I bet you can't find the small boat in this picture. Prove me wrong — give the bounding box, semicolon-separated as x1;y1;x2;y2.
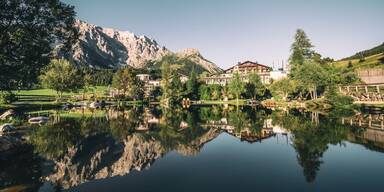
28;116;49;124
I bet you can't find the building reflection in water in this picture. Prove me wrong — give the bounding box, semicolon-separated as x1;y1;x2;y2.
7;106;383;191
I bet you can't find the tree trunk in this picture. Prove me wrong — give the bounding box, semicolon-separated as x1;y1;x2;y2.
284;92;288;101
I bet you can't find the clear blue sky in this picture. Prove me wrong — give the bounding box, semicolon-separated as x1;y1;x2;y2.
63;0;384;69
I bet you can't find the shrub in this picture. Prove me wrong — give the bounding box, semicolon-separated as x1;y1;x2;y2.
0;91;17;104
327;94;354;106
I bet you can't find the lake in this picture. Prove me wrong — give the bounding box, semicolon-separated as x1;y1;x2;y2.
1;105;384;192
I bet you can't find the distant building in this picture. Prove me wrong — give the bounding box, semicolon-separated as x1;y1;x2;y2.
203;61;272;85
270;70;288;81
203;73;233;86
225;61;271;74
136;74;150;82
136;74;160;97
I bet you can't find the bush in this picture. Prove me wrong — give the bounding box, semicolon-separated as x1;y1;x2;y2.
0;91;17;104
327;94;354;106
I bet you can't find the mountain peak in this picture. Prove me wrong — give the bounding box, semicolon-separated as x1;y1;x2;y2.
69;20;169;68
177;48;201;57
175;48;223;73
64;20;221;73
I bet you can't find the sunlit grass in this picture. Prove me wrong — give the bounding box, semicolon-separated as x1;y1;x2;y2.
333;53;384;69
13;86;108;97
2;86;109;111
58;110;107;118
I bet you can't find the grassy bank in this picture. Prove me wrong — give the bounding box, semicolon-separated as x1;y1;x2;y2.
1;87;108;112
13;86;108;99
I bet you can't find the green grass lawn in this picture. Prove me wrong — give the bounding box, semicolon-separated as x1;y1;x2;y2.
0;86;109;112
13;86;108;97
58;110;107;118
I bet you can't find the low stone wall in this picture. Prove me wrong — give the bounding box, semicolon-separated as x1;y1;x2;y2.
358;69;384;84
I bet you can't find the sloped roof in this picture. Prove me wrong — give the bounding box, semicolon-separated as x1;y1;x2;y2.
225;61;270;72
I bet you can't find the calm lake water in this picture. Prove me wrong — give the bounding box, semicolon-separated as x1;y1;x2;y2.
1;105;384;192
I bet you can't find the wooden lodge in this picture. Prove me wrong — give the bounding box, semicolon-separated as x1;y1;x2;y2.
203;61;272;85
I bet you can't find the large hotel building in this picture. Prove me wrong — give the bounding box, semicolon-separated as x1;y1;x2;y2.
203;61;274;85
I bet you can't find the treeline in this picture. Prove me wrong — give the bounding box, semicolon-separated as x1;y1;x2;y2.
157;55;268;105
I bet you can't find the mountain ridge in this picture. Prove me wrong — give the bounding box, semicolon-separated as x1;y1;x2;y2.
341;42;384;61
65;20;222;74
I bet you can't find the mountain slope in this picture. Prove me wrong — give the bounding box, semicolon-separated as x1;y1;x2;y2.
175;48;223;74
65;20;222;73
334;42;384;69
342;42;384;61
334;53;384;69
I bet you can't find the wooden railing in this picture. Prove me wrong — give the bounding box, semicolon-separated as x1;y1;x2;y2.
339;83;384;102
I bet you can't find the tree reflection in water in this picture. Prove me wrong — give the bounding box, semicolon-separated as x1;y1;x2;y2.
23;105;379;189
272;109;358;182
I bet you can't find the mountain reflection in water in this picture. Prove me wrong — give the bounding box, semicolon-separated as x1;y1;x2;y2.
2;106;384;191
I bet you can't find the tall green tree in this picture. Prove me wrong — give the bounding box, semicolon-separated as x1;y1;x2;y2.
82;71;95;100
159;55;187;105
228;73;245;104
39;59;83;99
186;67;199;100
209;84;222;100
245;72;265;100
112;67;143;100
269;77;297;101
199;85;211;100
293;60;328;100
0;0;78;90
289;29;314;75
170;72;185;102
160;59;172;102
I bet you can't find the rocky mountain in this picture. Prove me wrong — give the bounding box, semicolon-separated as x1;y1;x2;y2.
66;20;222;73
175;48;223;74
68;20;169;68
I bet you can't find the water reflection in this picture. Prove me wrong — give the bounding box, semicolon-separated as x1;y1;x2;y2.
272;110;355;182
342;113;384;151
2;106;384;191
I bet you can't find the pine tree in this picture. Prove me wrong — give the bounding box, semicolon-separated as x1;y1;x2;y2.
186;67;199;100
289;29;314;75
228;73;245;105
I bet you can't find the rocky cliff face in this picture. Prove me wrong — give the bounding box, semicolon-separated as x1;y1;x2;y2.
69;20;169;68
66;20;222;73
